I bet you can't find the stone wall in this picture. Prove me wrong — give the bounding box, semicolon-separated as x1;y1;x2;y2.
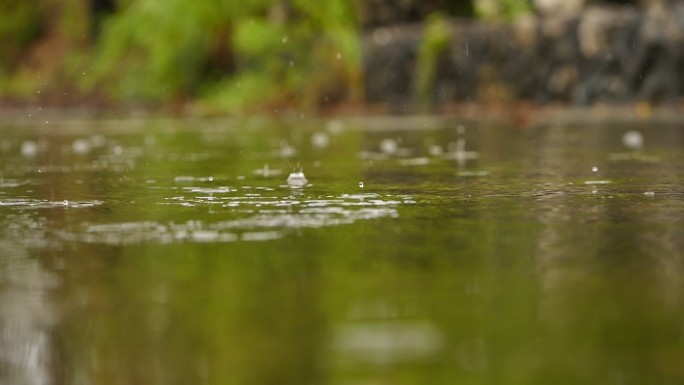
362;1;684;106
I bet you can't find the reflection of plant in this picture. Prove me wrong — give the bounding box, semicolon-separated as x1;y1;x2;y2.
88;0;361;111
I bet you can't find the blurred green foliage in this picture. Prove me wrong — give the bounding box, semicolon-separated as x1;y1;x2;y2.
0;0;533;111
88;0;360;111
0;1;43;75
475;0;532;20
416;14;452;104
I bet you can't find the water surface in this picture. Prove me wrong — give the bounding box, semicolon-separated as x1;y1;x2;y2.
1;116;683;385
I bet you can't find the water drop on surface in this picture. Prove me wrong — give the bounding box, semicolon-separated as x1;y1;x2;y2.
311;132;330;149
72;138;91;155
380;138;398;155
622;130;644;149
21;141;38;157
287;171;307;187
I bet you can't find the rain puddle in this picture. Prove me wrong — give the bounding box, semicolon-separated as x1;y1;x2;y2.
1;116;684;385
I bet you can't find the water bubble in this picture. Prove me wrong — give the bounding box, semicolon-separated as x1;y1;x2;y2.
90;135;107;147
380;138;398;155
456;125;466;135
622;130;644;150
326;119;346;134
311;131;330;149
279;142;296;158
72;138;91;155
591;166;598;173
428;145;443;156
359;182;364;189
21;141;39;157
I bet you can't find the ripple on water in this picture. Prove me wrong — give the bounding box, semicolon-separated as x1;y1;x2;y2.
60;191;410;245
0;199;103;209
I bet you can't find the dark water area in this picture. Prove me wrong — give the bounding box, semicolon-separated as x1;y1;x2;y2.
1;116;683;385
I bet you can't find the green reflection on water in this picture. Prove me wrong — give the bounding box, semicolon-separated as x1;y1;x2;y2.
1;117;683;385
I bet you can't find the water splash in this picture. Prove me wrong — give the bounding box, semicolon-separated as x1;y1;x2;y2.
286;171;308;188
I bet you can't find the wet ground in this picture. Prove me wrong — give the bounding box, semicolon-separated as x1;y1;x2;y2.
1;115;683;384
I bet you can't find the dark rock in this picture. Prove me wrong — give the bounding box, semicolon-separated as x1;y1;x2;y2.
362;1;684;105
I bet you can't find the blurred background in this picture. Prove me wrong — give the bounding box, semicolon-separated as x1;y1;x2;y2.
1;0;681;114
